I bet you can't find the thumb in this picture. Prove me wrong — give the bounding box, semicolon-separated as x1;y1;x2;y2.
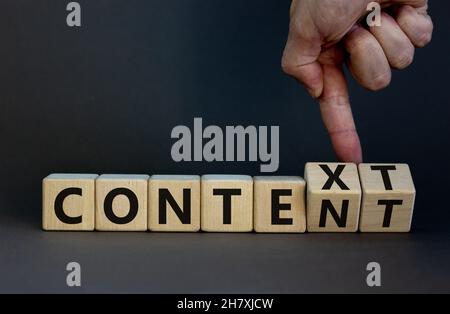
282;26;323;98
318;48;363;163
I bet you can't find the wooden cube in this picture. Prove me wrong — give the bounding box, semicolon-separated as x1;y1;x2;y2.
358;164;416;232
254;176;306;233
95;174;149;231
201;175;253;232
42;174;97;231
305;163;361;232
148;175;200;232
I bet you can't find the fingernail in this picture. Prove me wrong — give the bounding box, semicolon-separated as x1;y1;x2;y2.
306;87;320;99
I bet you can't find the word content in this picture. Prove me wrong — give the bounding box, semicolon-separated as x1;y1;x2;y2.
42;163;416;233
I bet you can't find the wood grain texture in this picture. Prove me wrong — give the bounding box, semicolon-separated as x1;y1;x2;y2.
305;163;361;232
358;164;416;232
42;174;97;231
95;174;149;231
148;175;200;232
254;176;306;233
201;175;253;232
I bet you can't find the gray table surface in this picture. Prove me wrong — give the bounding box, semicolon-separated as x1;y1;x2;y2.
1;201;449;294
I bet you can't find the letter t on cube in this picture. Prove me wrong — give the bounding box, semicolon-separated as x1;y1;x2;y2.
201;175;253;232
358;164;416;232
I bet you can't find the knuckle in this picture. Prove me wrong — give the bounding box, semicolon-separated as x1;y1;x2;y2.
281;59;296;75
391;48;415;69
367;72;391;91
288;18;303;38
346;32;371;53
415;30;433;47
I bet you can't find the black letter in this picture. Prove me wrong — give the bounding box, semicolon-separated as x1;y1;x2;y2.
378;199;403;227
104;188;138;224
54;187;83;224
320;164;350;190
319;200;349;228
370;165;397;190
271;189;293;225
159;188;191;224
213;189;241;224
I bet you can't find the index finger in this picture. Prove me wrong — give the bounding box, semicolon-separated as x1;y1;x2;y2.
318;58;363;164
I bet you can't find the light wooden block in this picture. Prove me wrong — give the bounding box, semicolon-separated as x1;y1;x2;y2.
201;175;253;232
95;174;149;231
148;175;200;232
305;163;361;232
359;164;416;232
42;174;97;231
254;176;306;233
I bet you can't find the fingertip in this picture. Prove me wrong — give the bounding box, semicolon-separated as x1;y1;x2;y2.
330;130;363;164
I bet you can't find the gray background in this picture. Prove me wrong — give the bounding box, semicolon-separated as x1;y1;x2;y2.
0;0;449;293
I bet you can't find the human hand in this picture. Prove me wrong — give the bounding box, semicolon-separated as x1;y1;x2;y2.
282;0;433;163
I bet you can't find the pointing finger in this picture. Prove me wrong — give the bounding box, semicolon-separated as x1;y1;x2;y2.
318;47;363;163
